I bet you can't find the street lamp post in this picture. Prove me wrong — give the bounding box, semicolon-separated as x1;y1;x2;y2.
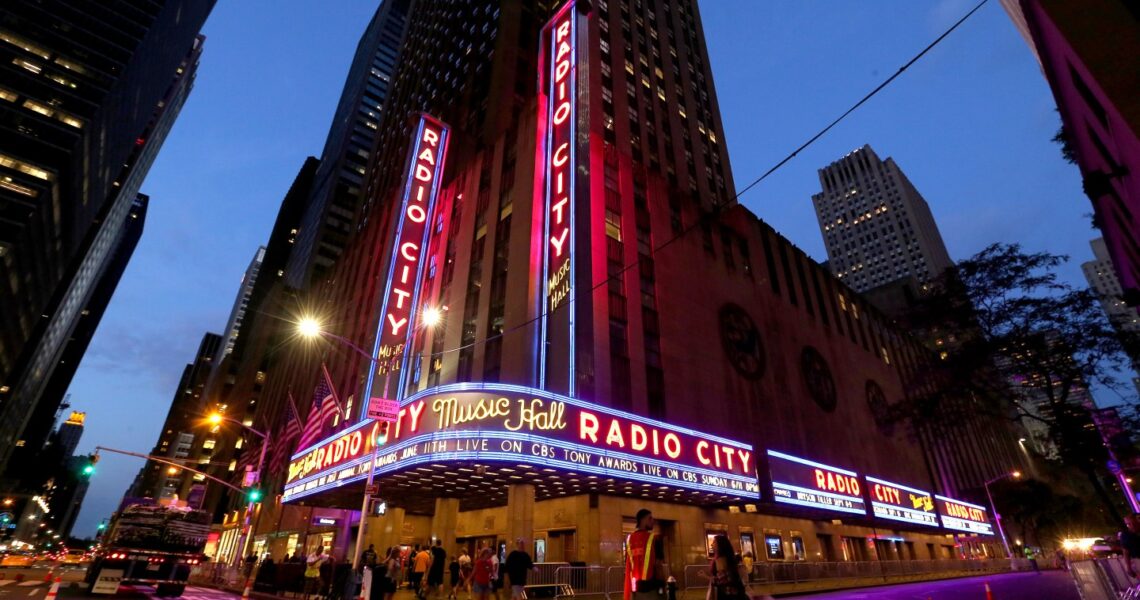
983;470;1021;559
209;414;269;566
296;311;442;571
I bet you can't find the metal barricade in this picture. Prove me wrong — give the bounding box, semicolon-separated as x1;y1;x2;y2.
553;566;611;600
532;563;573;586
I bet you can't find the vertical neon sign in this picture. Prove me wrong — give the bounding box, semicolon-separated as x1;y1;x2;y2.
538;0;578;395
362;114;450;413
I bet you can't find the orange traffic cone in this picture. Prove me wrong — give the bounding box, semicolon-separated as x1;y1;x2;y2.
241;577;253;600
43;577;61;600
984;581;995;600
43;568;54;583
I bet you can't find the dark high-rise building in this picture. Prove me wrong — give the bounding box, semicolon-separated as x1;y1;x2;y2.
3;194;149;485
55;410;84;459
285;0;410;289
1001;0;1140;309
218;247;265;360
131;332;222;501
812;145;953;293
0;0;215;471
238;0;1017;568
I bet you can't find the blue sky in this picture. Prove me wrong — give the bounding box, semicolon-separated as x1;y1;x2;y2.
65;0;1093;537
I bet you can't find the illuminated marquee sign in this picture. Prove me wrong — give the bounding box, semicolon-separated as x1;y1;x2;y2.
935;495;994;535
361;114;449;412
865;475;938;527
768;450;866;516
537;0;579;394
285;383;759;502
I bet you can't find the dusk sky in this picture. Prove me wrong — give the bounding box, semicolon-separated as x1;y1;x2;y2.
66;0;1096;537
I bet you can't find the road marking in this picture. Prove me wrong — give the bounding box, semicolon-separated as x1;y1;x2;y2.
0;582;14;587
15;583;39;587
25;590;35;596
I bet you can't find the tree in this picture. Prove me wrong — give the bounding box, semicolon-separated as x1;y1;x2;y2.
903;244;1139;523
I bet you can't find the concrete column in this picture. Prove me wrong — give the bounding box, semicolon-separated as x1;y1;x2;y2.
371;506;407;553
431;498;460;548
506;484;536;547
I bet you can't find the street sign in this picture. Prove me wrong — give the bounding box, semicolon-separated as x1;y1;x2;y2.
367;397;400;422
365;484;378;496
243;469;259;487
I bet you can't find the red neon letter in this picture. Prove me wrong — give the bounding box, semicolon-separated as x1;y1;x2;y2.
423;128;439;146
605;420;625;448
696;440;711;466
386;314;407;336
630;424;648;451
579;411;599;442
663;433;681;459
400;242;419;261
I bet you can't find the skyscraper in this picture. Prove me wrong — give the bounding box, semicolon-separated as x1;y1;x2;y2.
0;0;215;471
218;247;265;360
812;145;953;293
3;194;149;485
235;0;1017;567
1001;0;1140;311
1083;237;1140;335
285;0;411;289
55;411;85;459
132;333;222;501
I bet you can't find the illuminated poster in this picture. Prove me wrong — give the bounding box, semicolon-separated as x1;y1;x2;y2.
361;114;450;413
285;383;760;502
767;450;867;516
864;475;938;527
537;0;579;395
935;495;994;535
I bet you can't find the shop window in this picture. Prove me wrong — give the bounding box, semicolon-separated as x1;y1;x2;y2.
790;535;806;561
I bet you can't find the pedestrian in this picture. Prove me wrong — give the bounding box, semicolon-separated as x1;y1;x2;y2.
1054;548;1068;571
244;551;258;578
319;553;337;599
468;547;495;600
363;544;379;568
741;552;753;583
504;538;537;600
306;545;329;600
449;554;461;599
458;549;473;599
706;536;747;600
489;544;503;600
1121;514;1140;578
623;509;667;600
383;552;401;600
428;540;447;599
413;543;433;597
412;545;426;593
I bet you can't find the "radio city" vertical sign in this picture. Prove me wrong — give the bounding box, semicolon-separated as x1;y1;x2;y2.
363;114;449;410
537;0;578;395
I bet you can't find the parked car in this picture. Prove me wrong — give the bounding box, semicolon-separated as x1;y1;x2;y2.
61;549;90;566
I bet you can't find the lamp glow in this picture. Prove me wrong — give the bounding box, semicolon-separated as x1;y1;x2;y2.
421;306;443;328
297;317;322;339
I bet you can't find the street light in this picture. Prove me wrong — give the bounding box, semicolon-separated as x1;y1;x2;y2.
293;312;443;571
204;413;269;566
984;470;1021;558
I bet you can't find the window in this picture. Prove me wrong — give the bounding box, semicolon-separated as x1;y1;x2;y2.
605;209;622;241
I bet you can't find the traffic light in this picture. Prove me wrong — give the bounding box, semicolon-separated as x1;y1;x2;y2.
245;488;262;503
80;453;98;478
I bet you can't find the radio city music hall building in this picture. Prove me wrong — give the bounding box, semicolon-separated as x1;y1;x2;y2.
246;0;1024;569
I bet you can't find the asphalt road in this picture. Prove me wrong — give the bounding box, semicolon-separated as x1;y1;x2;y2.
788;571;1079;599
0;581;238;600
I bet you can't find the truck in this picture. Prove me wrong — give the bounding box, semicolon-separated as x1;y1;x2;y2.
85;501;210;597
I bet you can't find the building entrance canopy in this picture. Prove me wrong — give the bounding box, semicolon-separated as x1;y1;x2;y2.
283;383;761;509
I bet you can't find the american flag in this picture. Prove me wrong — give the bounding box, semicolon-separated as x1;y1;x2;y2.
297;372;339;449
268;392;302;474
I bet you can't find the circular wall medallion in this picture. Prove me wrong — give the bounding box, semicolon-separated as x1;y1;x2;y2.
800;346;837;412
865;380;894;435
717;304;765;380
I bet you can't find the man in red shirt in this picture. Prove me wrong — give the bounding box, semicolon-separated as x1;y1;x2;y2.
624;509;667;600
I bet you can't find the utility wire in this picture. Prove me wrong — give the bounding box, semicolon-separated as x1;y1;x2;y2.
419;0;989;359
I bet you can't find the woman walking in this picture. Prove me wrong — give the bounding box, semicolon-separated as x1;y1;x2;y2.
468;548;495;600
706;536;747;600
